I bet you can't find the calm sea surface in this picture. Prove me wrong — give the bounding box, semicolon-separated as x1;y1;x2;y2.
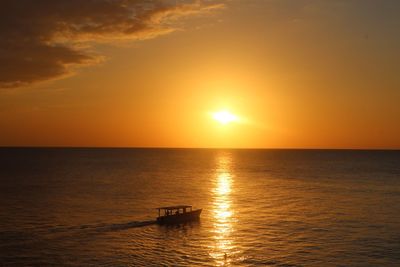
1;148;400;266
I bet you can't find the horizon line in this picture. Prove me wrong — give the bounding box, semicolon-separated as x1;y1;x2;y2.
0;146;399;151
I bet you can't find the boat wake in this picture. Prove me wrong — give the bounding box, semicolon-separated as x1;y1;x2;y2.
95;220;157;232
47;220;157;234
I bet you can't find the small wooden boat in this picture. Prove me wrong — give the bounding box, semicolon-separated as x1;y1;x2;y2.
156;205;202;225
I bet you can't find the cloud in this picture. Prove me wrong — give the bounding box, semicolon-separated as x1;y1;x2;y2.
0;0;224;88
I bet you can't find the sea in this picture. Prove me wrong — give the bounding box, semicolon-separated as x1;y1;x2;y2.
0;148;399;266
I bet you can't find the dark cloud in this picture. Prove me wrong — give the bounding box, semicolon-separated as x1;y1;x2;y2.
0;0;224;88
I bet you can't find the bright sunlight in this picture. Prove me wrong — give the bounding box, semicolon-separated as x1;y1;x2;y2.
212;111;238;125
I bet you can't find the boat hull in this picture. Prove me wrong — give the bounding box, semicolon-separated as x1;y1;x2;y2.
157;209;202;225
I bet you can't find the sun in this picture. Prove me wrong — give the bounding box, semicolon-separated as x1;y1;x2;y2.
212;110;238;125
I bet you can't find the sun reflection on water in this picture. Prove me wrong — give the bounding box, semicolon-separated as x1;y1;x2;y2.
210;152;237;266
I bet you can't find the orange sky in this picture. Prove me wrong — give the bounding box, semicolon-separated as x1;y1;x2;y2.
0;0;399;149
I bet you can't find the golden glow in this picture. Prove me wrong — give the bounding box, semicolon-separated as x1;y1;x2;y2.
1;1;400;149
212;110;238;125
210;152;238;265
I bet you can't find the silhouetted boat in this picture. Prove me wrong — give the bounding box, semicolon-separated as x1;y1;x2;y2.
156;205;202;225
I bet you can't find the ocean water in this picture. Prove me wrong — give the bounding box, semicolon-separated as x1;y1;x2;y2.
0;148;400;266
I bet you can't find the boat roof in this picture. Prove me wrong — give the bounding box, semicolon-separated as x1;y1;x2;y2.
156;205;192;210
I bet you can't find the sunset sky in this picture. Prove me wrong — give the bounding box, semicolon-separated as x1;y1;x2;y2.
1;0;399;149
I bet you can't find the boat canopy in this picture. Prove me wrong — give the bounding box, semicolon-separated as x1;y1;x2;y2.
156;205;192;210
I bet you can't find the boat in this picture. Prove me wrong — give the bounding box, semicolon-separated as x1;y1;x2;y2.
156;205;202;225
